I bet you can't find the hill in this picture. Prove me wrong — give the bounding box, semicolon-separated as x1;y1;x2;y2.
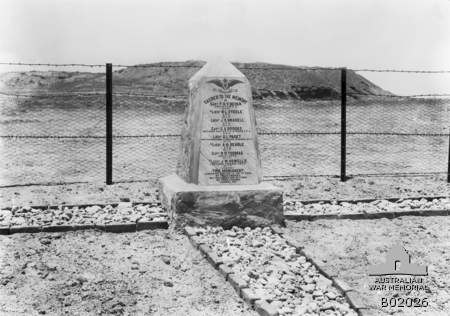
0;61;391;99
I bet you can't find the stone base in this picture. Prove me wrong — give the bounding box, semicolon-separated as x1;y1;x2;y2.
159;174;284;228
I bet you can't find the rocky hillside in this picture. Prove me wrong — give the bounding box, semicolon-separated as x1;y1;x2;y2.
0;61;391;99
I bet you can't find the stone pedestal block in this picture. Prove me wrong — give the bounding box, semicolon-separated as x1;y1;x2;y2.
160;174;283;228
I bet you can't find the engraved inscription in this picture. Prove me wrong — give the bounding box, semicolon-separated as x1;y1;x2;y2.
198;79;259;185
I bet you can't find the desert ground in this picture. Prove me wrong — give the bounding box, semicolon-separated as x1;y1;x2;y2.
282;216;450;315
1;175;449;315
0;229;257;316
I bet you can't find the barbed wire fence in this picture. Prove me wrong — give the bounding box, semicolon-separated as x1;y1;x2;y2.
0;62;449;187
346;69;449;182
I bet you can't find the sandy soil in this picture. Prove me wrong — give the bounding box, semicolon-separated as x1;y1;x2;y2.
281;217;450;315
1;176;448;209
0;229;256;316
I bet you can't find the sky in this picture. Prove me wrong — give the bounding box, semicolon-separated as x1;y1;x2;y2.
0;0;449;95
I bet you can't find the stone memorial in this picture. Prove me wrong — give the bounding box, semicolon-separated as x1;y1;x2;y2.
159;59;283;227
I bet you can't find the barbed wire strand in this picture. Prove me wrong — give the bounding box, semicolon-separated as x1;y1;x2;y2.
2;61;450;73
0;91;105;97
1;172;446;188
349;172;447;177
2;90;450;99
0;62;337;71
265;172;448;180
113;92;187;97
1;131;448;139
348;92;450;98
0;136;107;139
353;69;450;73
99;64;341;71
115;172;447;183
0;91;189;98
0;62;104;68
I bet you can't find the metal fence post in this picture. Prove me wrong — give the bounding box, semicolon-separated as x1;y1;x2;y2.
340;67;347;182
106;63;113;185
447;130;450;183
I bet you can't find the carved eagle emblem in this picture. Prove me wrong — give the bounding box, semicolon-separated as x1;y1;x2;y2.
207;78;243;90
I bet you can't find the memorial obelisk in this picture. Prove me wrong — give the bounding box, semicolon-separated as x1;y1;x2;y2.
160;59;283;227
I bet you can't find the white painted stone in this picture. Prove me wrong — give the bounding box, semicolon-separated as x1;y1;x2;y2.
178;58;262;185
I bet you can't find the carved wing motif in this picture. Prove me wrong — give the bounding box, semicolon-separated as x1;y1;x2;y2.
227;79;243;88
207;79;243;90
206;79;225;89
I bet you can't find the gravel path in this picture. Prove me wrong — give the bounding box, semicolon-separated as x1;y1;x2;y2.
194;226;357;315
284;197;450;216
0;202;167;229
0;229;256;315
281;217;450;315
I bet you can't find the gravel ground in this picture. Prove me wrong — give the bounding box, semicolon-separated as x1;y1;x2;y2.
284;197;450;216
0;229;256;316
0;202;167;228
281;217;450;315
194;226;357;316
0;177;447;229
1;176;448;209
1;195;448;231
